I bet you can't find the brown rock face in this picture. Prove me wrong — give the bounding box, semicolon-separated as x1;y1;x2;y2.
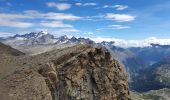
0;45;130;100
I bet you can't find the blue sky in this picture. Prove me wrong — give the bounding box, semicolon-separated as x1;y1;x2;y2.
0;0;170;39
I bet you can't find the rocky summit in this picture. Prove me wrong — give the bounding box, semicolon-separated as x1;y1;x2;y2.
0;43;130;100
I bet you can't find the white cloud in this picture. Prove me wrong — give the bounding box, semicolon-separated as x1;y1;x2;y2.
114;5;128;10
40;21;73;28
103;5;128;10
96;25;130;31
0;32;14;37
75;3;82;6
52;28;80;35
0;13;31;19
92;37;116;43
24;10;82;21
0;11;81;21
75;3;97;6
0;19;32;28
47;2;71;11
0;10;81;28
83;3;97;6
59;28;80;32
108;25;130;29
103;5;109;8
43;28;80;37
105;13;136;22
83;32;93;35
92;37;170;48
84;15;104;21
44;13;81;21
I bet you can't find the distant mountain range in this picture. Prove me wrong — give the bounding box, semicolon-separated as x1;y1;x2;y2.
1;31;170;92
1;31;170;48
1;31;94;47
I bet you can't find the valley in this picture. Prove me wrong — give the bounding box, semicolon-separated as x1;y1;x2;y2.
0;31;170;100
1;0;170;99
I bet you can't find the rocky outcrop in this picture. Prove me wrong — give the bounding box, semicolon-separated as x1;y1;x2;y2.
0;45;130;100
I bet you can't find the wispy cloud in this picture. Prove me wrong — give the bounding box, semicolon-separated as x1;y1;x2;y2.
108;25;130;29
96;25;130;31
75;3;97;6
46;2;71;11
92;37;117;43
0;19;33;28
0;10;82;21
84;15;104;21
103;5;128;10
0;13;33;28
0;13;31;19
114;5;128;10
40;21;73;28
0;10;135;29
83;32;93;35
47;28;80;37
75;3;82;6
83;3;97;6
24;10;82;21
0;10;82;28
0;32;15;37
53;28;80;35
105;13;136;22
82;13;135;22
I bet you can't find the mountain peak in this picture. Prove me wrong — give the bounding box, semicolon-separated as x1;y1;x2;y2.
11;31;50;39
39;31;48;35
60;35;68;39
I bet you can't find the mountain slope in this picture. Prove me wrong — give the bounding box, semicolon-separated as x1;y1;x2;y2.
131;88;170;100
0;42;25;79
148;58;170;88
99;42;147;82
129;45;170;66
0;44;130;100
0;42;24;56
130;58;170;92
2;32;170;93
